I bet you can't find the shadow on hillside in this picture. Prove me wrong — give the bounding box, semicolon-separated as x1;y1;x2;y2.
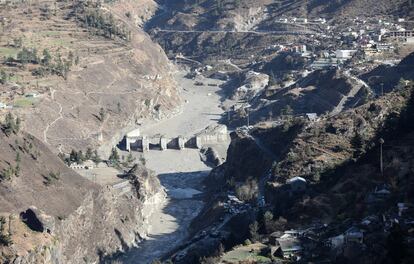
99;170;209;264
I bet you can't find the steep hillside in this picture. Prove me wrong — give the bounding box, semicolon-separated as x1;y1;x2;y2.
193;83;414;263
227;68;371;127
207;84;414;264
148;0;412;32
0;0;180;155
0;127;164;263
361;52;414;95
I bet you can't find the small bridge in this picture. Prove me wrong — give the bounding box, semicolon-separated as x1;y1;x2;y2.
124;125;229;152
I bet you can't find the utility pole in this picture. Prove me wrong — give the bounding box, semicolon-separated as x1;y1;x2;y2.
379;138;384;178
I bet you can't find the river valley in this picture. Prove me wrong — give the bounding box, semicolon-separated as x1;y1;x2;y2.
117;70;230;263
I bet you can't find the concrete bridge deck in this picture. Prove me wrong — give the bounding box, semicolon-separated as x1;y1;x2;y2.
124;124;229;152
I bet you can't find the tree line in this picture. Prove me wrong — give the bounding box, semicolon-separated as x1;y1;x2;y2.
82;9;131;41
4;47;79;80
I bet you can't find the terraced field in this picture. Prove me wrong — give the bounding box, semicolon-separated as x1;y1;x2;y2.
0;0;180;156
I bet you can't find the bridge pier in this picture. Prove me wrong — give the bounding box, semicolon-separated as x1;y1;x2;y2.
177;136;186;150
195;136;202;149
141;136;150;152
126;137;131;152
160;137;168;151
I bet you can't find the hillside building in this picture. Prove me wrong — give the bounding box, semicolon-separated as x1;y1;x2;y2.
335;50;357;61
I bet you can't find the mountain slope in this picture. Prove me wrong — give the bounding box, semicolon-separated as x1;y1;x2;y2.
0;0;180;155
0;128;164;263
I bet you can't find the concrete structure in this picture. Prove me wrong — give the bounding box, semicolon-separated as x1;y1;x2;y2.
387;30;414;42
177;136;186;150
160;136;168;150
123;125;229;152
125;128;141;152
335;50;357;61
388;30;414;38
70;161;95;170
310;58;339;70
194;125;229;146
142;136;150;152
344;227;364;243
70;163;85;170
305;113;318;122
277;236;302;259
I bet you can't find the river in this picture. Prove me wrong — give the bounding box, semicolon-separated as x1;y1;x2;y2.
117;70;229;263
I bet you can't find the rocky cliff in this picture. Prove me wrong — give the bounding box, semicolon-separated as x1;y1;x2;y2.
0;130;164;263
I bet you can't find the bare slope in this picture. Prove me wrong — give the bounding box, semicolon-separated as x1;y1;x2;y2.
0;0;180;155
0;128;164;263
149;0;412;32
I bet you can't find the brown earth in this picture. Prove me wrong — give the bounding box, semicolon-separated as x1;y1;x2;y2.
0;129;164;263
0;0;180;156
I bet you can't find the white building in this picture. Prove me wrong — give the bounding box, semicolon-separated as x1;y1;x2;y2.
335;50;357;61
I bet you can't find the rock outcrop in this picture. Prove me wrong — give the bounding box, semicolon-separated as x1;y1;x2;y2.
0;131;164;263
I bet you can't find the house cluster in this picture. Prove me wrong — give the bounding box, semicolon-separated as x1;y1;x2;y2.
277;17;326;25
267;198;414;262
267;226;325;261
0;101;12;110
69;160;96;170
223;194;251;215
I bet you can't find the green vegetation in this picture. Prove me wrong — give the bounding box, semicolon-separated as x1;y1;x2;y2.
351;132;366;158
0;47;18;57
16;47;39;65
85;147;93;160
62;148;101;166
82;9;131;41
69;149;85;165
32;51;72;79
2;113;21;136
249;221;259;242
98;107;106;122
0;69;9;84
0;166;17;181
44;171;60;186
122;152;135;167
221;244;272;263
92;150;102;165
14;97;37;108
0;217;12;246
2;45;74;80
109;147;120;164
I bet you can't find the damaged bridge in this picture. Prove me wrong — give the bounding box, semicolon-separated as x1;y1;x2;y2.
124;124;229;152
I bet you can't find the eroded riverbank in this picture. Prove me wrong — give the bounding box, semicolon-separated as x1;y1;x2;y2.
117;70;230;263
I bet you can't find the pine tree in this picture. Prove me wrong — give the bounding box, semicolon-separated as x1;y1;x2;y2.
109;147;120;164
249;221;259;242
99;107;105;122
0;69;8;84
3;112;16;136
92;150;102;165
69;149;77;162
85;147;93;160
126;153;135;164
15;117;21;133
351;132;365;158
